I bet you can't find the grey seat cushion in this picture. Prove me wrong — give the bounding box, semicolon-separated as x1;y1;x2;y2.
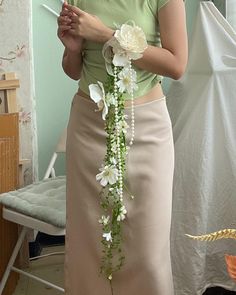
0;176;66;228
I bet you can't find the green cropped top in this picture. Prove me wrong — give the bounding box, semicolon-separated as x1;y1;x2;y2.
68;0;171;99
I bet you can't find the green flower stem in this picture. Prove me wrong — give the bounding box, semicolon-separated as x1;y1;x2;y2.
99;83;127;279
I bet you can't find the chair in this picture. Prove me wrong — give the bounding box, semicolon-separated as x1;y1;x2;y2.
0;129;67;294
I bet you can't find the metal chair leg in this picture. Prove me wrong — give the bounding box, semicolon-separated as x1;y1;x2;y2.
0;227;28;295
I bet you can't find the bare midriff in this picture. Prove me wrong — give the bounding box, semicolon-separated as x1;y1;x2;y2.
77;82;165;108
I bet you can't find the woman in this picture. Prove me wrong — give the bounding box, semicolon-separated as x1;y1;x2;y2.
57;0;188;294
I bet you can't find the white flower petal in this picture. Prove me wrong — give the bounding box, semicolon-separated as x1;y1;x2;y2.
97;81;106;97
97;100;104;111
127;52;142;61
102;102;108;120
96;165;118;187
113;53;129;67
96;172;103;180
114;23;148;59
99;215;110;225
102;37;120;63
89;84;103;103
100;178;108;187
103;232;112;242
116;80;126;93
105;62;114;76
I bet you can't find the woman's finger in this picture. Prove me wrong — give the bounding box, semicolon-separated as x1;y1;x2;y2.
61;25;71;31
60;9;71;17
71;15;80;23
70;23;78;29
64;4;84;16
58;16;65;23
60;10;67;16
68;28;78;36
57;16;71;25
59;25;71;33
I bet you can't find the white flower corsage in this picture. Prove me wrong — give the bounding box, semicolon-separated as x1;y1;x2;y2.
89;21;147;282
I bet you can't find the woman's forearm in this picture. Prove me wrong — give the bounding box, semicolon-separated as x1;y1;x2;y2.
62;48;83;80
134;0;188;81
134;44;187;80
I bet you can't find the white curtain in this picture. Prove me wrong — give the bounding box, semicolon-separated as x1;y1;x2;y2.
167;2;236;294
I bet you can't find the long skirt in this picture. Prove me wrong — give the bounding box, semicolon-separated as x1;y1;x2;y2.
65;93;175;295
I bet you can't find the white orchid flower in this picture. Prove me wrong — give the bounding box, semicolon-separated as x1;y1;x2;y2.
116;67;138;94
89;81;108;120
103;231;112;242
96;164;119;187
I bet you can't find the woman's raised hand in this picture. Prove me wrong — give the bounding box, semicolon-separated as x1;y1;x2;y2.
64;4;114;43
57;2;84;52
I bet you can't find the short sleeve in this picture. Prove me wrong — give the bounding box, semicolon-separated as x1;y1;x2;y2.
158;0;170;11
158;0;185;11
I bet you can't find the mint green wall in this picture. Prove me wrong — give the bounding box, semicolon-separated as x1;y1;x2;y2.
33;0;78;178
32;0;201;178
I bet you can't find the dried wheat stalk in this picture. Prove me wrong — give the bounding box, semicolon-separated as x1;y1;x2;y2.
186;229;236;241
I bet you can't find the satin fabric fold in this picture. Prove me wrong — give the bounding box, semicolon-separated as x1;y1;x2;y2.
65;93;175;295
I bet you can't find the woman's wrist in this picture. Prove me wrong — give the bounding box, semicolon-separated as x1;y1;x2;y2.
63;48;83;80
65;46;83;56
99;28;115;43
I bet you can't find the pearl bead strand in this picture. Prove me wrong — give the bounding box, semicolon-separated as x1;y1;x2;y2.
128;59;135;147
114;66;123;202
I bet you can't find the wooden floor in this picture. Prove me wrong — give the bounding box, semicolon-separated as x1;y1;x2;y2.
12;243;236;295
13;245;64;295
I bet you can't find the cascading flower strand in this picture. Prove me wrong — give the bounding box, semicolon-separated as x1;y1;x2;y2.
89;21;148;282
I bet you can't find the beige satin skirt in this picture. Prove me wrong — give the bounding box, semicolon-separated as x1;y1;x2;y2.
65;93;175;295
